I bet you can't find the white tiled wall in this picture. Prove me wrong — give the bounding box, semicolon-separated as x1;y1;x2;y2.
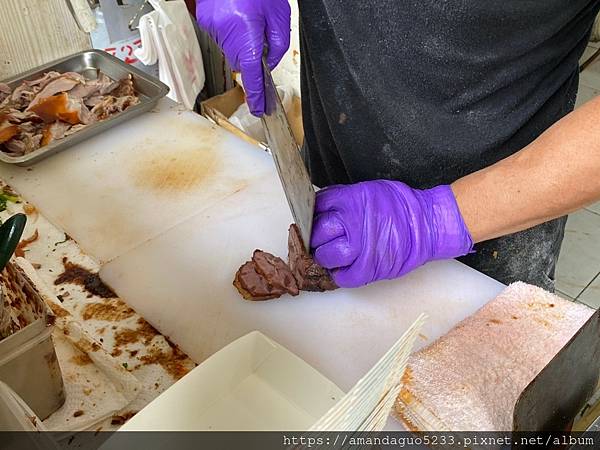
555;43;600;308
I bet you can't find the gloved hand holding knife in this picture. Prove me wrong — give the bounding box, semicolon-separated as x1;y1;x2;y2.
195;0;291;116
197;0;600;293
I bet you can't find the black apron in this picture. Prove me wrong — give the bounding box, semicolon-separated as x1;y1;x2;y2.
298;0;600;290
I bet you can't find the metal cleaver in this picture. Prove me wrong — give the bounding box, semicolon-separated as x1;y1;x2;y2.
261;58;315;252
512;309;600;436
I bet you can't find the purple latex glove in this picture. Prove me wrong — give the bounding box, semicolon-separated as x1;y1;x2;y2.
310;181;474;288
196;0;291;116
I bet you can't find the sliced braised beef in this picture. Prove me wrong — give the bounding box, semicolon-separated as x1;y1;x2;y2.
233;224;337;301
234;261;287;301
252;250;299;296
288;224;337;292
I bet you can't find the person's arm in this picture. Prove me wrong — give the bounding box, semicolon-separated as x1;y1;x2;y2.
453;95;600;243
311;97;600;288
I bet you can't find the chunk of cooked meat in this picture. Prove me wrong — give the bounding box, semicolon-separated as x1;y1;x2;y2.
70;72;120;99
41;121;72;146
288;224;337;292
234;261;287;301
252;250;299;296
27;73;85;109
28;93;95;125
232;224;337;301
63;123;88;137
0;123;19;144
91;95;139;120
112;75;136;97
3;129;43;155
1;70;138;156
7;71;62;109
0;83;10;104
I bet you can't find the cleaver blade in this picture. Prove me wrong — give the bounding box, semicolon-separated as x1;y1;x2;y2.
261;59;315;252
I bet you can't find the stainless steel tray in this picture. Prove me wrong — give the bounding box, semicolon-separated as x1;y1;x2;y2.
0;50;169;166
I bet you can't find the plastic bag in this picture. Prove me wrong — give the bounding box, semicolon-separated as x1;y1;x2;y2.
229;85;294;143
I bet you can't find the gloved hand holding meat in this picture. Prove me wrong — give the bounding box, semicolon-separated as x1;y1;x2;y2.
233;181;474;299
233;224;337;301
310;181;474;288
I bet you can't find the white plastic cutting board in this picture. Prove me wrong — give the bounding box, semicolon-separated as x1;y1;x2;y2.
100;168;504;393
0;99;272;264
0;96;504;398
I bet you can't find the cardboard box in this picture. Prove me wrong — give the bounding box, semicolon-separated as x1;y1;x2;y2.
201;85;304;150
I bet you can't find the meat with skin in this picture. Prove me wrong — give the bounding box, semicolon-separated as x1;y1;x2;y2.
28;93;95;125
1;70;138;156
0;122;19;144
288;224;337;292
41;121;72;146
3;130;42;155
7;71;62;109
27;73;85;109
232;224;337;301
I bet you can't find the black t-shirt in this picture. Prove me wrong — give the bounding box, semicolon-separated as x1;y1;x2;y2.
299;0;600;189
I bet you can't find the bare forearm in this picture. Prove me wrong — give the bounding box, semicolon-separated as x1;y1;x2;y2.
452;95;600;243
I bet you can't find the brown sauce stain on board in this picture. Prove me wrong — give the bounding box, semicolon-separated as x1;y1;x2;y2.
76;338;101;353
55;258;116;298
48;302;70;318
114;317;160;347
15;229;39;257
81;299;135;321
139;345;192;380
71;353;93;366
132;146;218;194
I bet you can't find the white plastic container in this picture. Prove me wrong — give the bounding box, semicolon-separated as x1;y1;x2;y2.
0;262;65;420
115;331;344;431
0;318;64;421
0;381;60;448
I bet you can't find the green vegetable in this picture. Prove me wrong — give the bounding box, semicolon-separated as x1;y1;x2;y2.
0;189;20;213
